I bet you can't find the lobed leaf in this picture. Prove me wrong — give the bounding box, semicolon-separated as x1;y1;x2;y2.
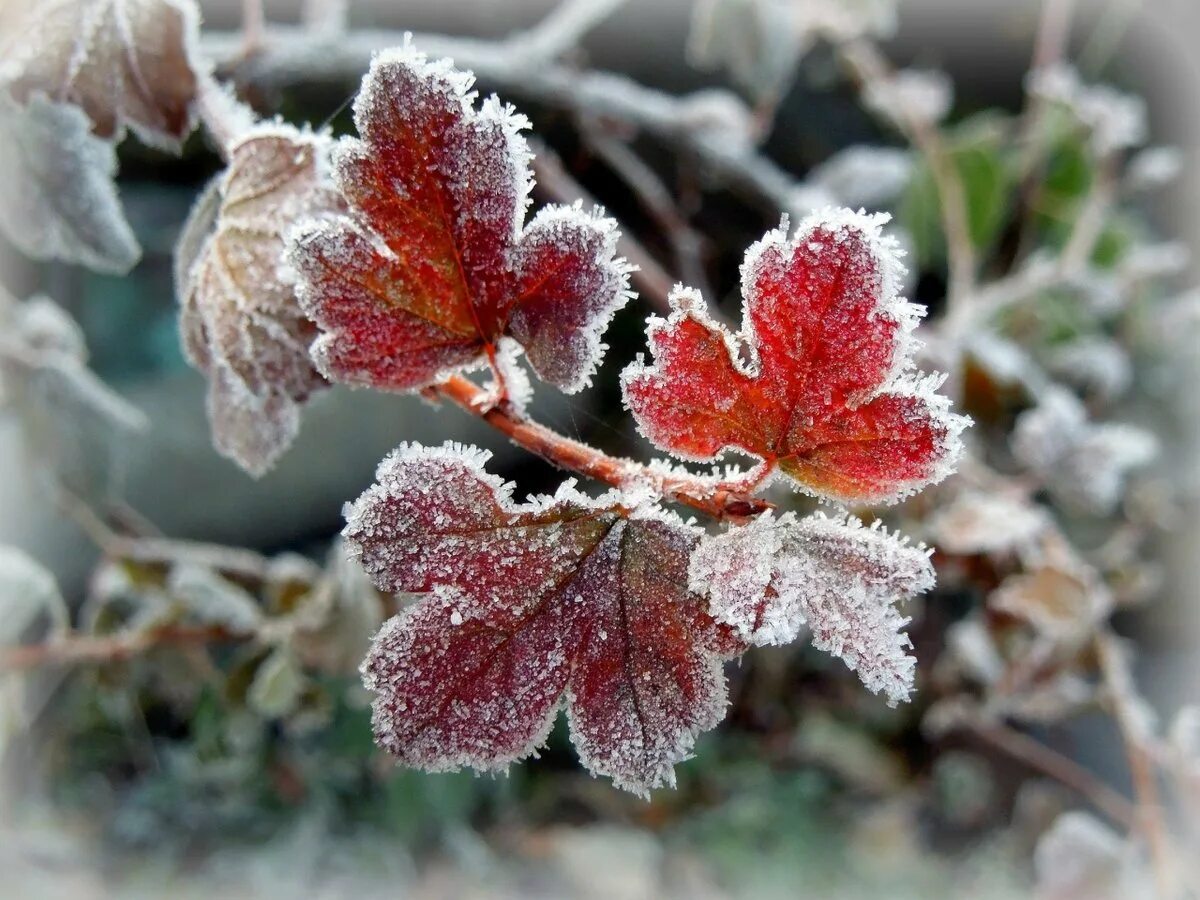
348;443;739;796
288;44;632;396
0;0;200;148
621;208;967;504
176;123;345;476
689;511;933;705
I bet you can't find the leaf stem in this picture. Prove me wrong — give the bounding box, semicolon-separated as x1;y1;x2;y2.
434;374;773;520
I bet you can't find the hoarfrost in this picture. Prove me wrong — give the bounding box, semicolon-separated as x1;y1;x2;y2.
689;511;934;705
1026;64;1146;156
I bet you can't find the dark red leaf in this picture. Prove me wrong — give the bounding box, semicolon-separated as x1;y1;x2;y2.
348;443;739;795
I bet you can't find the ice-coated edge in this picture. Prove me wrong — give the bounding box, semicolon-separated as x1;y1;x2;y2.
514;201;635;394
620;207;970;504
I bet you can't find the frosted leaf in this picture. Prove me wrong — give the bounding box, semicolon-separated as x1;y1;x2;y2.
247;647;306;719
990;563;1112;643
288;539;387;673
1045;338;1132;402
0;0;200;147
348;442;739;796
1034;812;1147;900
1026;65;1146;156
622;208;968;504
0;294;147;502
0;94;139;273
1126;145;1183;191
0;546;69;645
176;124;344;476
167;563;263;632
928;489;1048;557
690;511;934;705
288;43;632;396
864;69;954;128
809;145;913;208
1012;388;1157;514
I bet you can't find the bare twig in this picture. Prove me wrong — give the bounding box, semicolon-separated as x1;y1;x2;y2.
242;0;265;56
967;720;1137;830
517;0;629;63
0;624;245;672
434;375;772;520
585;129;715;300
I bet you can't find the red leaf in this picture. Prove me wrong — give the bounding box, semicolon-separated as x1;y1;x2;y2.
288;45;631;395
621;209;967;504
348;443;739;795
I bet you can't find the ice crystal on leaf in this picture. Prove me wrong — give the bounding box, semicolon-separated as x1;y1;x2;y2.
622;209;966;504
288;45;632;396
176;124;345;476
689;511;933;705
347;443;741;796
0;0;200;148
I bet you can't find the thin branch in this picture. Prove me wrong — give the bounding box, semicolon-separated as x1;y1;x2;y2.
585;129;715;301
517;0;629;64
434;374;772;521
967;720;1136;830
1095;632;1176;898
193;70;257;161
840;39;977;310
242;0;265;56
0;624;245;672
203;27;800;213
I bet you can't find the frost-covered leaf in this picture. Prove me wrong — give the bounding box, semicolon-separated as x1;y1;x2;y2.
689;511;932;705
1012;388;1157;514
167;563;263;632
0;546;69;645
1026;65;1146;157
1034;811;1147;900
0;0;200;147
990;563;1112;643
1045;338;1131;402
288;44;631;395
0;94;139;273
1126;145;1182;192
622;209;967;503
348;443;739;796
0;294;147;501
864;68;954;128
176;124;344;476
248;647;306;719
928;489;1048;557
808;145;912;209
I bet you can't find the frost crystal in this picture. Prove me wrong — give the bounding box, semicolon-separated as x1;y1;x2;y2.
0;94;140;273
288;43;631;396
176;123;344;476
0;0;200;148
622;208;968;504
689;511;934;705
1012;388;1157;514
347;443;740;796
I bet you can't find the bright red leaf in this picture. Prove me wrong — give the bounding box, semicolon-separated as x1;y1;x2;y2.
621;209;967;504
288;44;631;395
348;442;740;796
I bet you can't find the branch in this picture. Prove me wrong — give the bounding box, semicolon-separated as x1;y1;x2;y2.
0;624;245;671
434;375;772;520
202;27;801;213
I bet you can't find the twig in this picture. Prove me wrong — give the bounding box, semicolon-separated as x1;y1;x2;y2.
193;70;257;160
517;0;629;64
1095;632;1176;898
528;140;676;314
967;720;1136;829
434;375;772;521
242;0;265;56
585;129;715;301
1061;152;1119;272
0;624;245;672
203;27;800;213
840;39;977;311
